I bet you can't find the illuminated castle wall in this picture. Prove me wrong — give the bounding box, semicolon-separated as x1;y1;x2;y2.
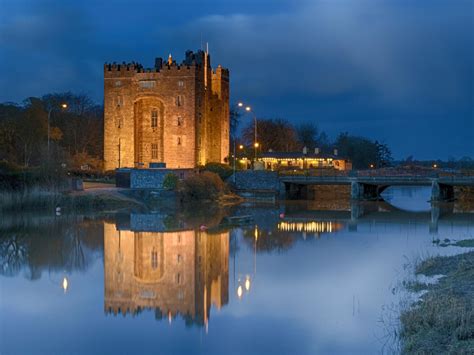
103;222;229;325
103;50;230;170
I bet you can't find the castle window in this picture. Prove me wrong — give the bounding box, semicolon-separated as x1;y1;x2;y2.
139;80;156;89
151;110;158;128
116;95;123;107
177;116;183;126
151;249;158;269
151;144;158;159
178;80;184;87
177;254;182;264
176;273;181;284
177;137;181;146
115;80;122;87
176;95;184;107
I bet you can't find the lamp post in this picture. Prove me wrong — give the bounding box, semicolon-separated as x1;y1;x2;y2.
47;102;68;156
237;102;258;164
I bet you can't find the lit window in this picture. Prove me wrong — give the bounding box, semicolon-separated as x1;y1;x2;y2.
178;81;184;87
151;110;158;128
151;144;158;159
151;249;158;269
139;80;156;88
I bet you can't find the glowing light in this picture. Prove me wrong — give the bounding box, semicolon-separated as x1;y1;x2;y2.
433;164;438;168
370;164;375;168
238;102;243;107
245;106;251;112
254;142;259;148
277;221;343;233
245;277;251;291
62;277;69;293
239;144;244;149
254;226;259;240
61;103;68;109
168;311;172;324
237;285;243;298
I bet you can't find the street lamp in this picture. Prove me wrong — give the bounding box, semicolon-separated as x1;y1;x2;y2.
47;102;68;156
237;103;258;164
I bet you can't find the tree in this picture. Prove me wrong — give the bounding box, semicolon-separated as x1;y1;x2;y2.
296;122;319;150
242;118;299;152
335;133;392;169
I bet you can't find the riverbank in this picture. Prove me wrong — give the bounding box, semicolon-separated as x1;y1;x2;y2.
400;242;474;353
0;180;243;213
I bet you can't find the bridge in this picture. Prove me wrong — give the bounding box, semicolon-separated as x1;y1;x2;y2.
279;175;474;201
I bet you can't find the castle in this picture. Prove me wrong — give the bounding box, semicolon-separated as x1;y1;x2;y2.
103;50;230;170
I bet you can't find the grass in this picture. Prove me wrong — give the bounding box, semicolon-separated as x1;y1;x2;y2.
400;248;474;354
0;187;143;212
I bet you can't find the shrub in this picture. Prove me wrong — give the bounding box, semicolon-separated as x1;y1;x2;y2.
203;162;233;180
178;171;225;201
163;173;178;190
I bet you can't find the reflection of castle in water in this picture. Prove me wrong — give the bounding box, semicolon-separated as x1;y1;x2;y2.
104;222;229;326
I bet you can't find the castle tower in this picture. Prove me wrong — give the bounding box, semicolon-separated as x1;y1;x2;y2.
103;50;230;171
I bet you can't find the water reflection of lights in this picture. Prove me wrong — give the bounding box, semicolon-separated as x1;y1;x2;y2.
236;275;252;299
277;221;343;233
62;277;69;293
245;277;251;291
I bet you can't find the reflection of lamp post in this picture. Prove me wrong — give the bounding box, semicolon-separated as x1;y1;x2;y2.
49;268;70;294
62;277;69;293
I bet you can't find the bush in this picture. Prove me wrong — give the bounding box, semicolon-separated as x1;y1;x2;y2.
178;171;225;201
163;173;178;190
203;162;233;180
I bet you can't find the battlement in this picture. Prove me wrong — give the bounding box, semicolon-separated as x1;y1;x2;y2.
104;49;228;76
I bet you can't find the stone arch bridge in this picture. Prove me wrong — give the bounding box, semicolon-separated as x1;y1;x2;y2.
279;175;474;201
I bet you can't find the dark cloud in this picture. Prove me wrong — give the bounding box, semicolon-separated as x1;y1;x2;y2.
0;0;472;159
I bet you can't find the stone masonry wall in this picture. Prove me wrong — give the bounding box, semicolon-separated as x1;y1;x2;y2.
104;50;229;171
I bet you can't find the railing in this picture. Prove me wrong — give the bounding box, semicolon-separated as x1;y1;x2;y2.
278;174;474;185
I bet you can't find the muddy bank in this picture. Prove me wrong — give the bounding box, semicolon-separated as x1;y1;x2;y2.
401;242;474;353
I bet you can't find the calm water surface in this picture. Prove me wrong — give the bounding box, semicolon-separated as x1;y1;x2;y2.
1;187;473;354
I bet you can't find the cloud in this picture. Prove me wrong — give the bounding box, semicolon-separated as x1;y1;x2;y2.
0;0;472;158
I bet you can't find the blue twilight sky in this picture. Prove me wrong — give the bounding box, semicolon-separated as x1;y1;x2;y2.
0;0;472;159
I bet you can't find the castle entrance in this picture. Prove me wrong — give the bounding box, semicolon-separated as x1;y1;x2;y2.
133;98;165;167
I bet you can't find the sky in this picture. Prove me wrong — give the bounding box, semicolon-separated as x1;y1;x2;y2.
0;0;472;160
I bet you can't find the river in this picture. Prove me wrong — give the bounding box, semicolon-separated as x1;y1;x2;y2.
1;187;473;354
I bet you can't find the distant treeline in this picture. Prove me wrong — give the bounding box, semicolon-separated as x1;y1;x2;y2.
0;93;103;175
231;108;393;169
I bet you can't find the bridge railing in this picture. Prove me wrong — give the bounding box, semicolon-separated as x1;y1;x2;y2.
278;174;474;184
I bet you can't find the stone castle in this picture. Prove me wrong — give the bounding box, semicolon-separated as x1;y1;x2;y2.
103;50;229;170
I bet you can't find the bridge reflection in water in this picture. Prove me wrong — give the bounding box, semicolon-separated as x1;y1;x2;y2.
104;222;229;328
